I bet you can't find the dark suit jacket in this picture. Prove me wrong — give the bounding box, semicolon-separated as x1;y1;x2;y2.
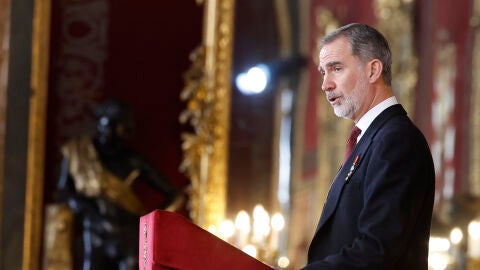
302;104;435;270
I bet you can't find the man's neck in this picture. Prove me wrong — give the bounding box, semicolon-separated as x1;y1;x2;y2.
354;85;393;123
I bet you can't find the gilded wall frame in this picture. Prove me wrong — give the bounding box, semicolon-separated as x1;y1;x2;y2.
180;0;234;229
23;0;50;269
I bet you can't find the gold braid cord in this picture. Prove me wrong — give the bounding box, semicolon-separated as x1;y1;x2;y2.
180;0;234;229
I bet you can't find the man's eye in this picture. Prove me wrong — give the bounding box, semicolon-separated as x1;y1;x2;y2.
334;67;341;72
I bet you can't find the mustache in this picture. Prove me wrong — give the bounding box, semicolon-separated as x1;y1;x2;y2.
326;93;341;101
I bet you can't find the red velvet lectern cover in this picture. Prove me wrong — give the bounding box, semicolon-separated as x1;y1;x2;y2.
139;210;273;270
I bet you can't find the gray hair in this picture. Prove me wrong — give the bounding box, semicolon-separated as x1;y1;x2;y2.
321;23;392;86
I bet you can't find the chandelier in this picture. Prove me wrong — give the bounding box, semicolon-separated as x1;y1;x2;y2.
210;204;290;269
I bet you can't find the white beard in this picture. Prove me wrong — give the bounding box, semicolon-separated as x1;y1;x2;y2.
331;76;369;120
333;95;357;119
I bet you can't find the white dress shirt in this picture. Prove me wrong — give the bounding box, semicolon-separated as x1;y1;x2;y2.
355;96;399;143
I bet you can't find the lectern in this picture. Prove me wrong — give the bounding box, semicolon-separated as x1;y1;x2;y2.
139;210;273;270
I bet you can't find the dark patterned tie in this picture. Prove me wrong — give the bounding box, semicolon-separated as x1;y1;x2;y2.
343;126;361;164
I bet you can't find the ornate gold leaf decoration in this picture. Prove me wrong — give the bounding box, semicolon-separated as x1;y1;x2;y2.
180;0;234;229
374;0;417;115
180;46;211;226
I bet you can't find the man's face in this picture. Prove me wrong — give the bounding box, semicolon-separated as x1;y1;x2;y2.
318;37;371;122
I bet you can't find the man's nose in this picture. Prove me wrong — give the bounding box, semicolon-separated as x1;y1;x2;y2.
321;76;335;92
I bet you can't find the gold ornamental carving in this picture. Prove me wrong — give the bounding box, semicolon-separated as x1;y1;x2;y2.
180;0;234;229
374;0;417;116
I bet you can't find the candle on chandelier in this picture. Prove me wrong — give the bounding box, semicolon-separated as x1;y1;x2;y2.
269;212;285;251
252;204;270;245
235;210;251;247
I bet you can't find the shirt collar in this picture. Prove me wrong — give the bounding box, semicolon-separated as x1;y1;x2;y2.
355;96;399;142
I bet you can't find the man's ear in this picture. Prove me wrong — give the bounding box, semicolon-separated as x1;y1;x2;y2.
368;59;383;83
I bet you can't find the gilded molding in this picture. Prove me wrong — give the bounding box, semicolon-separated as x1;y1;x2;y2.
374;0;417;116
180;0;234;229
24;0;51;269
470;0;480;196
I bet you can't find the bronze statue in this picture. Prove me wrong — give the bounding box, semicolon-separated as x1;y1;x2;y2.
55;99;178;270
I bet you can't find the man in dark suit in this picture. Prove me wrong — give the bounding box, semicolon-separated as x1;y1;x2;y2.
302;23;435;269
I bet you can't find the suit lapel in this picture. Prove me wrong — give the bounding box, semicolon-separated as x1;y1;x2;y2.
314;104;407;233
315;141;370;233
